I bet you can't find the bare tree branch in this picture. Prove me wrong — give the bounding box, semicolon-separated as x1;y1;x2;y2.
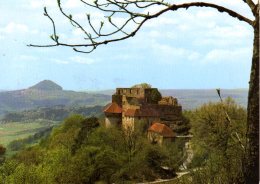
29;1;254;53
167;2;253;25
216;89;245;151
242;0;256;14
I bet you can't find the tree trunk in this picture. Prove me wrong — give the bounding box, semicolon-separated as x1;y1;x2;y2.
243;10;259;184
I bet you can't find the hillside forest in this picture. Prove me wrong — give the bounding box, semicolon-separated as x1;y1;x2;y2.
0;97;247;183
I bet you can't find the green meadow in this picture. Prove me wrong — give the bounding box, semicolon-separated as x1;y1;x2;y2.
0;122;51;146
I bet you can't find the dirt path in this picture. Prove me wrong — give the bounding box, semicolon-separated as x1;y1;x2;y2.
137;171;190;184
179;140;193;171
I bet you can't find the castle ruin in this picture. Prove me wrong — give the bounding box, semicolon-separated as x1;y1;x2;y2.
103;87;183;133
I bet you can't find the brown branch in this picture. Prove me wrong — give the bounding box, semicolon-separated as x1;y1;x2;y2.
166;2;253;26
216;89;246;151
29;1;254;53
80;0;132;14
243;0;256;14
44;7;59;44
56;2;94;42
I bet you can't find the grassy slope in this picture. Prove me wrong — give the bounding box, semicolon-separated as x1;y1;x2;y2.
0;121;54;146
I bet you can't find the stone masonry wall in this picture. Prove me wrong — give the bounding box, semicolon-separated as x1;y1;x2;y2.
105;116;121;127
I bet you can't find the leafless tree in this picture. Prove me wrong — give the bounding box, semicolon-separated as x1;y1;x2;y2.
29;0;259;183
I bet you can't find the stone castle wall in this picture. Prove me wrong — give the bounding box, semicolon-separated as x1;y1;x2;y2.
122;116;158;131
122;96;140;111
159;96;178;106
105;87;183;132
115;88;157;99
112;94;122;105
105;116;121;127
116;88;145;98
122;116;136;130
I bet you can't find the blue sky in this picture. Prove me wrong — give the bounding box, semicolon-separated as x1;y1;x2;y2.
0;0;255;90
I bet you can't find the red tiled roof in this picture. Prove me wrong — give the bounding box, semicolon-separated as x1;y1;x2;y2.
148;122;175;138
103;103;122;114
124;107;160;117
125;109;137;116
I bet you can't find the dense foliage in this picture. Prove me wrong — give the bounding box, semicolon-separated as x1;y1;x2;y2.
0;98;248;183
174;112;191;135
0;115;185;183
187;97;247;183
2;105;104;122
8;127;53;152
148;88;162;104
131;83;152;88
130;83;162;103
0;145;6;164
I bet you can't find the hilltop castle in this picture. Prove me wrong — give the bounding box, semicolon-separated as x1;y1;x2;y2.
103;86;183;136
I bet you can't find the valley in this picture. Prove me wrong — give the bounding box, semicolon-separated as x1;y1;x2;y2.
0;121;54;147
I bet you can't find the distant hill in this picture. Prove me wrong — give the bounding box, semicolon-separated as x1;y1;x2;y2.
29;80;63;91
1;105;104;123
0;80;248;115
92;89;248;110
160;89;248;110
0;80;110;115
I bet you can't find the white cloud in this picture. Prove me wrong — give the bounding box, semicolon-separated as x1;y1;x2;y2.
0;22;29;34
154;43;185;56
52;56;96;65
147;31;161;38
152;42;201;62
142;0;253;30
142;4;166;14
19;55;39;61
72;28;83;36
192;24;252;47
29;0;56;9
140;6;252;50
64;0;83;9
13;55;39;62
72;9;105;21
145;17;178;28
70;56;95;64
204;48;251;63
52;59;69;65
188;52;201;61
178;24;190;31
194;38;239;47
65;36;87;45
0;22;40;35
146;30;177;40
74;13;87;20
207;25;251;39
196;10;218;19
